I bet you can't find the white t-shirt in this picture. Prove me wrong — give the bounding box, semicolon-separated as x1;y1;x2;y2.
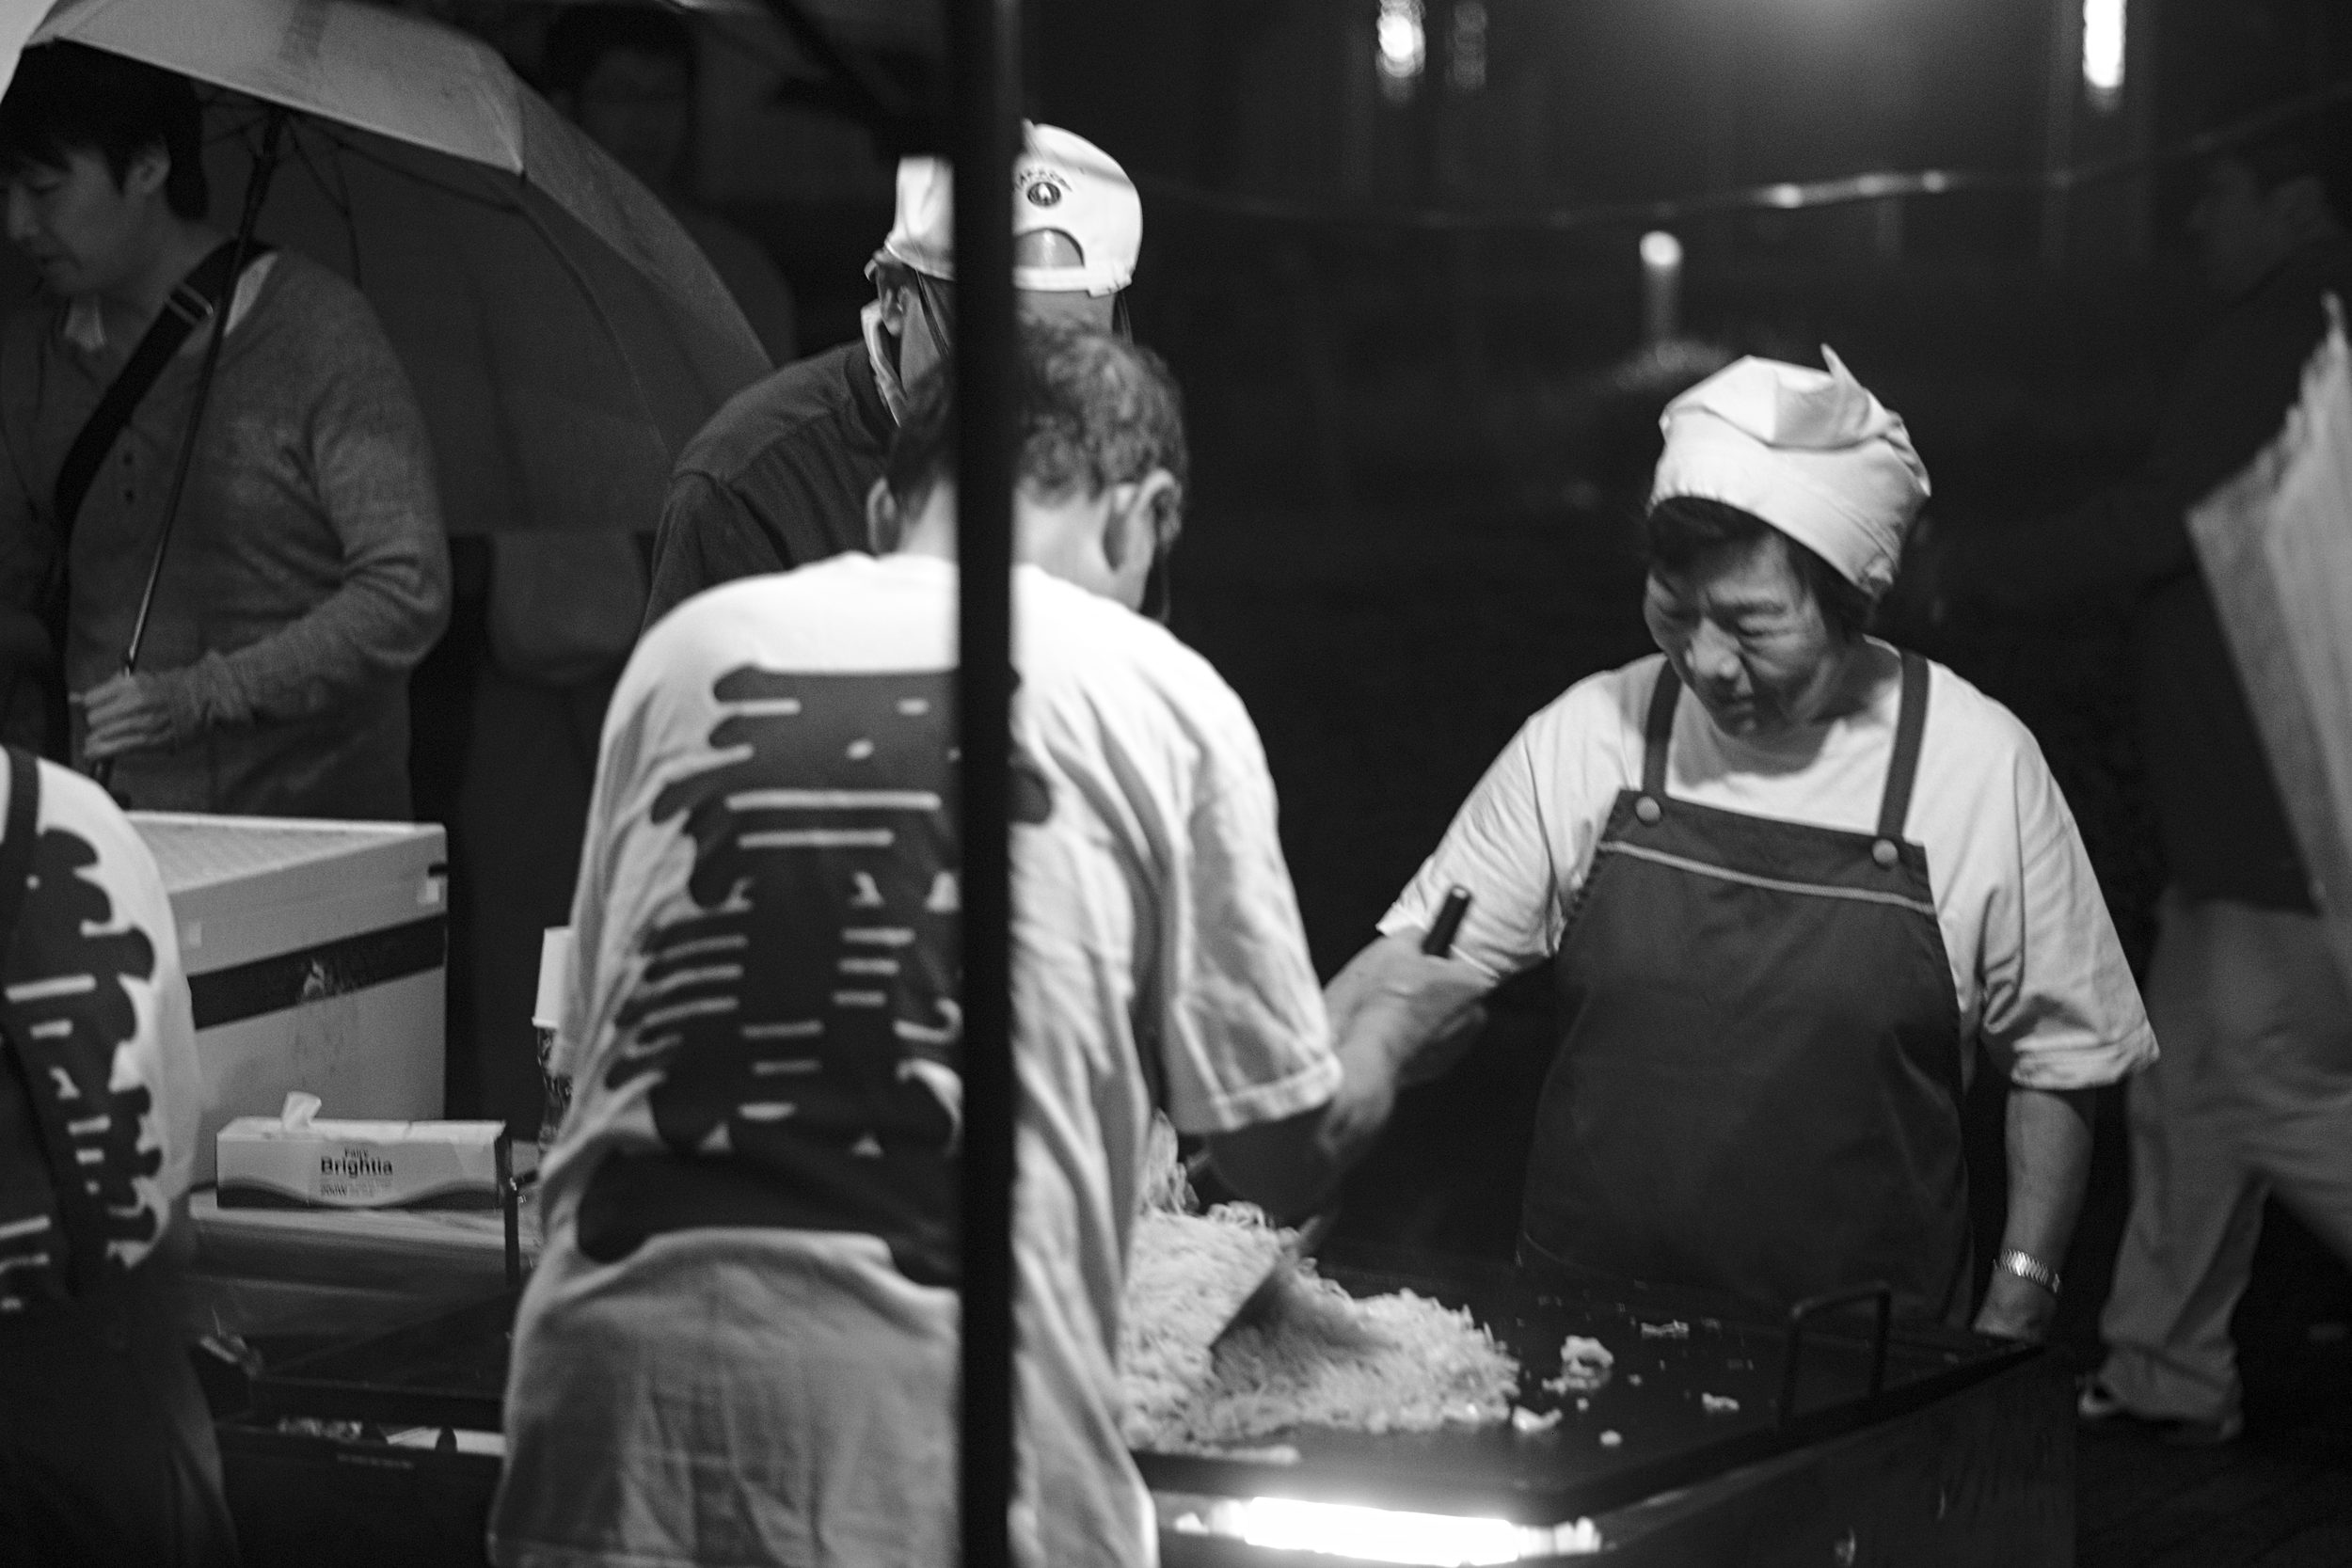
1383;648;2155;1091
495;554;1338;1568
0;757;199;1314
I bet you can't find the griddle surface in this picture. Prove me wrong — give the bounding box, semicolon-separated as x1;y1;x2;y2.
1134;1253;2035;1524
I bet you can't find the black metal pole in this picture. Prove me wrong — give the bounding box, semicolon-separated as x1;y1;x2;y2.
950;0;1020;1563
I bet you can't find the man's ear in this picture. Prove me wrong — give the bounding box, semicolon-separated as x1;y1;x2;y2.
866;477;901;555
1102;469;1181;574
121;143;170;201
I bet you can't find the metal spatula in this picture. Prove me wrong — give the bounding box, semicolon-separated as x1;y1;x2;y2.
1207;1209;1340;1348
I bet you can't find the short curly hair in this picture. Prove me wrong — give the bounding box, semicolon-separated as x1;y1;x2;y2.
885;324;1188;531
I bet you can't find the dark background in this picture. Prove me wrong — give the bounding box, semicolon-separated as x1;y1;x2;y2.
428;0;2352;1388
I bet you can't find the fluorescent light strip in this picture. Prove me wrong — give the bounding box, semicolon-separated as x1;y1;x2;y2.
1179;1497;1601;1564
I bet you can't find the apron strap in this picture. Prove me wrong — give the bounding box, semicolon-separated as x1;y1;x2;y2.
1640;661;1681;798
1874;651;1932;843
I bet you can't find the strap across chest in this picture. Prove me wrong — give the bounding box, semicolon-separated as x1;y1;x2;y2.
1641;648;1932;851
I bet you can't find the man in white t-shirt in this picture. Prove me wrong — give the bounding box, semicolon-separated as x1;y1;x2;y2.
0;746;232;1565
490;326;1479;1568
1333;350;2156;1338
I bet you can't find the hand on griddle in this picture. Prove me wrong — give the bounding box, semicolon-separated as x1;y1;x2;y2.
76;671;187;761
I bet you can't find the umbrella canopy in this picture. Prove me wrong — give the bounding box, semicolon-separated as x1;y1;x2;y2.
23;0;771;535
0;2;40;93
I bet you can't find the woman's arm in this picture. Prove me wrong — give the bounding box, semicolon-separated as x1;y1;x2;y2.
1207;936;1490;1220
1973;1084;2096;1341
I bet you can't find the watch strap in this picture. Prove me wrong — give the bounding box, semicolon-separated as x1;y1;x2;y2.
1998;1248;2061;1296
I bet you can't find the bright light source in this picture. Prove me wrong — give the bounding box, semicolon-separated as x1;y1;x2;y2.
1639;230;1683;345
1377;0;1425;104
1168;1499;1604;1563
1238;1498;1521;1565
2082;0;2125;111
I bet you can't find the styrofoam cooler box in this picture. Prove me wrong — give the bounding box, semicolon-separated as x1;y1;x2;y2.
131;814;447;1184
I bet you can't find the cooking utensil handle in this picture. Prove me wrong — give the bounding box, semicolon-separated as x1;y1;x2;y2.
1776;1281;1893;1426
1422;887;1472;957
498;1132;521;1291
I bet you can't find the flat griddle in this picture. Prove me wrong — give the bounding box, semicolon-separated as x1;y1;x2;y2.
1135;1247;2039;1527
246;1248;2037;1530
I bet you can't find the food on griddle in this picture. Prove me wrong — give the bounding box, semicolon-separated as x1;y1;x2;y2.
1511;1406;1565;1433
1544;1334;1614;1396
1639;1319;1691;1339
1701;1392;1740;1415
1160;1269;1518;1446
1118;1126;1518;1450
1120;1204;1295;1444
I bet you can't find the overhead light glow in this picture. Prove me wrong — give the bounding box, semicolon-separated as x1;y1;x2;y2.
1377;0;1426;104
2082;0;2125;111
1639;230;1683;272
1448;0;1487;94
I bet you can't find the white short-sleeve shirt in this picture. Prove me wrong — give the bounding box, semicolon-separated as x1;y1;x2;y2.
0;758;198;1314
1382;648;2156;1091
497;553;1337;1568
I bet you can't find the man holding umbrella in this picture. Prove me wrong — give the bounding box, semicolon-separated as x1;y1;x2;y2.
0;44;449;821
638;121;1139;628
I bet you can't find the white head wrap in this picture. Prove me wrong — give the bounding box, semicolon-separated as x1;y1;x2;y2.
1649;348;1930;600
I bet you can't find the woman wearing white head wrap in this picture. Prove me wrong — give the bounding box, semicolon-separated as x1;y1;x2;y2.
1331;351;2156;1340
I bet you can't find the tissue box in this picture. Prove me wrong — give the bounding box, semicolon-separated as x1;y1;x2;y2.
133;814;446;1185
216;1112;502;1210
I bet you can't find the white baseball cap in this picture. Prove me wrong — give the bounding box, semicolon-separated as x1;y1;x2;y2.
880;121;1140;296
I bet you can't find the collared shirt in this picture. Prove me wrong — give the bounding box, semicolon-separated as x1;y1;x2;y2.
639;341;896;632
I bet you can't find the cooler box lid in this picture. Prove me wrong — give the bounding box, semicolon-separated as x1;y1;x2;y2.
131;814;447;977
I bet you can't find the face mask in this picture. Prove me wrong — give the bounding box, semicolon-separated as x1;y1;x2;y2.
861;298;910;425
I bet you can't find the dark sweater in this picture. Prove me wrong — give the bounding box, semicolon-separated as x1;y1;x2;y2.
2009;239;2352;911
0;251;450;820
640;341;894;630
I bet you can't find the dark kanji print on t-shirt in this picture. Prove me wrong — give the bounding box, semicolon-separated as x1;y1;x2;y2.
0;825;162;1313
601;666;1049;1285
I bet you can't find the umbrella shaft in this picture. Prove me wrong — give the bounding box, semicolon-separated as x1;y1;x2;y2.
119;111;291;680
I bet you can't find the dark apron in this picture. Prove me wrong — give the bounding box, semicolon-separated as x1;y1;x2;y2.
1519;653;1972;1324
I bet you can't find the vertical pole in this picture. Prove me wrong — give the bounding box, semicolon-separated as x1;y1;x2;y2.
950;0;1020;1563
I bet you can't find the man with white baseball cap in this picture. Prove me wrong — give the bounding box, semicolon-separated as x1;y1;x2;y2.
1326;349;2156;1340
639;122;1141;630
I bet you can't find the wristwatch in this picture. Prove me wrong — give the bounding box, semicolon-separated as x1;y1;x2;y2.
1997;1248;2061;1297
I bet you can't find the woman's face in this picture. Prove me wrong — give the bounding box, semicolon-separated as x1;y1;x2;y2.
1643;532;1851;741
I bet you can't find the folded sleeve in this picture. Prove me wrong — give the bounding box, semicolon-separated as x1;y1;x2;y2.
1379;672;1642;983
1977;737;2159;1089
1152;690;1341;1137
